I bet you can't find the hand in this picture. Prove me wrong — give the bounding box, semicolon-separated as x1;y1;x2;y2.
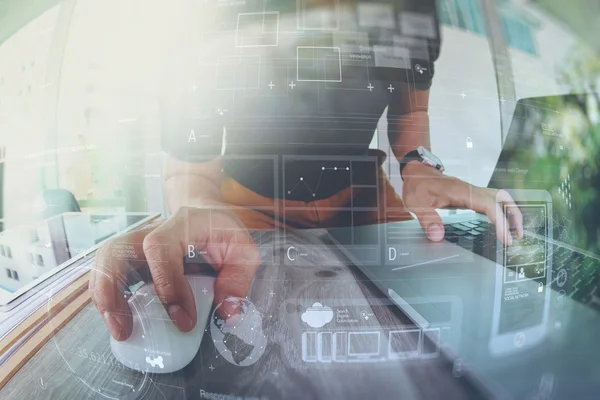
401;162;523;245
88;206;261;341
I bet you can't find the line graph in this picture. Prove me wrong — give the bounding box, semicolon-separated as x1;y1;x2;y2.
286;165;351;197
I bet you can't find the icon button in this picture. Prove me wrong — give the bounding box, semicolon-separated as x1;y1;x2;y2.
556;269;567;288
514;331;526;348
415;64;427;75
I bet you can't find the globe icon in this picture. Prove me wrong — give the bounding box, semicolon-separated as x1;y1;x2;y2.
210;298;267;366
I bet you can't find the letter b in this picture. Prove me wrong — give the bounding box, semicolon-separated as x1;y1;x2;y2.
188;244;195;258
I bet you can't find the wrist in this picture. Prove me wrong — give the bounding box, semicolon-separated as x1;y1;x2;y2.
399;146;445;180
171;198;227;215
402;160;439;180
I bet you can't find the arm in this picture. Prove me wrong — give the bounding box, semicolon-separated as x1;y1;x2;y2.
386;84;523;244
387;83;432;164
164;156;226;214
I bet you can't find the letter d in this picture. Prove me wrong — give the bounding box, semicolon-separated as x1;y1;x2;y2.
388;247;397;261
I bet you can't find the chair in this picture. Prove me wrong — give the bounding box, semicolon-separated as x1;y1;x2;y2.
42;189;81;219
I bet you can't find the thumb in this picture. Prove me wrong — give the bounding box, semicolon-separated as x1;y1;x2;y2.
414;209;445;242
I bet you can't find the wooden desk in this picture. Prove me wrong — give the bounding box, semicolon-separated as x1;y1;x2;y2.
1;230;481;399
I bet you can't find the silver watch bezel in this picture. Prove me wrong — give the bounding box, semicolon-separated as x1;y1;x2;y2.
416;146;445;172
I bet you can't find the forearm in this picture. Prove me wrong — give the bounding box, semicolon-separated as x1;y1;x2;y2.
164;156;225;214
390;110;431;162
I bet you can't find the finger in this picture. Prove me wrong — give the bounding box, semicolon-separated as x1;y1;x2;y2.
213;233;261;319
88;223;160;341
143;218;197;333
463;186;511;246
496;190;524;240
495;202;513;246
472;187;511;245
89;244;133;341
413;208;445;242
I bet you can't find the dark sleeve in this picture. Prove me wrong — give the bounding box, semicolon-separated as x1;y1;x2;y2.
159;58;224;163
396;0;442;91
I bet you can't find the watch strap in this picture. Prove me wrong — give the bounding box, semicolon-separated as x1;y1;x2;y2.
399;149;423;179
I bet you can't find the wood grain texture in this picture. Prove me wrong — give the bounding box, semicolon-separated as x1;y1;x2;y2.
0;284;91;389
0;274;90;359
1;229;480;400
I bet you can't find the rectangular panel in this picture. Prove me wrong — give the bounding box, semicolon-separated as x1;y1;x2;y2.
236;12;279;47
297;47;342;82
297;0;340;31
388;329;420;359
216;56;261;91
302;331;317;362
333;331;348;362
347;331;380;356
318;332;333;362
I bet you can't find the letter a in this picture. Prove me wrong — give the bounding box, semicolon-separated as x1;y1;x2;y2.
188;129;197;142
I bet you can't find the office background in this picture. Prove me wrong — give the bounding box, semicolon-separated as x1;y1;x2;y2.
0;0;586;229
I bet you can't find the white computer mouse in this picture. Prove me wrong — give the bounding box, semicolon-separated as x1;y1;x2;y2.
110;274;215;374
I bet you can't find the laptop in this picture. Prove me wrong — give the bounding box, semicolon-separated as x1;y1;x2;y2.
329;94;600;398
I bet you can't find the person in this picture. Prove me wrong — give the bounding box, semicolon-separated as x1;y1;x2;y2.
89;0;523;341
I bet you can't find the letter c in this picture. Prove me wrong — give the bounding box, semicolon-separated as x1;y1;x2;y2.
287;246;296;261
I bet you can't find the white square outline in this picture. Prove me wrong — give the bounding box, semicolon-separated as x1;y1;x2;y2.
296;46;342;82
387;329;421;359
317;332;334;362
302;331;318;362
296;0;340;31
347;331;381;356
235;12;279;48
333;331;348;362
421;328;441;358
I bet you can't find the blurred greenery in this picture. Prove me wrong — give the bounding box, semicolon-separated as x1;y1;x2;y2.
497;44;600;255
556;45;600;255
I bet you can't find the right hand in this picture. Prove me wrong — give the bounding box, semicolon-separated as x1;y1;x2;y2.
88;206;261;341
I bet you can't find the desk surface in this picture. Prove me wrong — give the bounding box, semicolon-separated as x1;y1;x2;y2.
2;230;480;400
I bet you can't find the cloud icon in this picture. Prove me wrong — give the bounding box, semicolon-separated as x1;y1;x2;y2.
301;302;333;328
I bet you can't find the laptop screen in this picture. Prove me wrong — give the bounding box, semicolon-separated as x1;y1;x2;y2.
487;94;600;256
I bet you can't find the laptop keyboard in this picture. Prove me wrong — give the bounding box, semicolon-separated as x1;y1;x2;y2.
553;245;600;305
444;219;496;261
444;219;600;307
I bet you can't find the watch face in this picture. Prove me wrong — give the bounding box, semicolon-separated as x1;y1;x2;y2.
417;146;443;167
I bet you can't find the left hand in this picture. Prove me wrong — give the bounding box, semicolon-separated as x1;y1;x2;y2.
401;162;524;245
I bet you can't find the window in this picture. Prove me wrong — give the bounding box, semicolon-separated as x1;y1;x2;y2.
36;254;44;267
436;0;537;54
5;268;11;279
465;0;486;35
12;270;19;281
502;16;537;55
436;0;456;26
455;0;471;30
6;246;12;259
437;0;486;35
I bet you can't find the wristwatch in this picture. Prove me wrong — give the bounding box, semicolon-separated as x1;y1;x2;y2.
399;146;445;179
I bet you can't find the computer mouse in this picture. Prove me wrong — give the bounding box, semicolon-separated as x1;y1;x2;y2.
110;274;215;374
